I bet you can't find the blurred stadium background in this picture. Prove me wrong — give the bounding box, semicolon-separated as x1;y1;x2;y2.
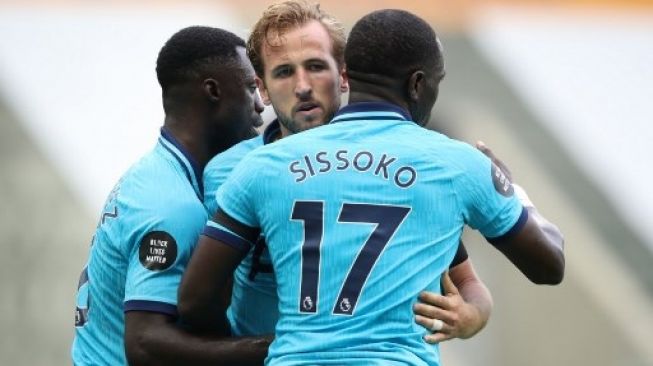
1;0;652;365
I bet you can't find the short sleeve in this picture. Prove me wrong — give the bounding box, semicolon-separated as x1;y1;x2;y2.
455;147;525;239
123;200;207;315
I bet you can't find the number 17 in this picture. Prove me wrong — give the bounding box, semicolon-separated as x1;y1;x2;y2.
291;201;410;316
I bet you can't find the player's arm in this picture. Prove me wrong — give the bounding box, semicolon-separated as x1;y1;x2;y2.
122;186;270;366
178;210;261;333
414;242;493;343
489;206;564;284
123;235;271;366
476;142;564;285
125;311;271;366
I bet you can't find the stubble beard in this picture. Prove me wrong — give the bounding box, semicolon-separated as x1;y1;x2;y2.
276;106;338;135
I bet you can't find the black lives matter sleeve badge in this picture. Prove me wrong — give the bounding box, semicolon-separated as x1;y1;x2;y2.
491;163;514;197
139;231;178;271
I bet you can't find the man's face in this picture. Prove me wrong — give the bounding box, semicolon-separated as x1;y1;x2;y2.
216;46;265;148
411;66;444;127
258;20;348;137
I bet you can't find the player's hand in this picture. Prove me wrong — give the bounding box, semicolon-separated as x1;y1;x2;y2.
413;272;481;344
476;141;513;181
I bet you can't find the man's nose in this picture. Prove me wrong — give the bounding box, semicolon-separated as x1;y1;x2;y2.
254;90;265;114
294;68;312;99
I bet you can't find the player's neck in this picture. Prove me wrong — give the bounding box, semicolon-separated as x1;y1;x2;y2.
348;90;409;114
163;117;210;169
347;77;410;113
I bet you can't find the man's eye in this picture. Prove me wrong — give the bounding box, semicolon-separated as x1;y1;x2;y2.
307;63;326;72
274;67;291;78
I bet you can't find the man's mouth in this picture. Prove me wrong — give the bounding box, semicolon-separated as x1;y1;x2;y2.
294;102;321;114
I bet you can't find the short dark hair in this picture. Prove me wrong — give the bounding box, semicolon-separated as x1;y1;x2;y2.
345;9;444;79
156;26;246;91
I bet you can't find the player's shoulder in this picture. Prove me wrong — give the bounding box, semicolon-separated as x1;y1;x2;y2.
241;133;295;162
399;127;488;171
206;135;264;172
117;149;204;218
204;135;264;185
398;125;471;153
222;137;302;191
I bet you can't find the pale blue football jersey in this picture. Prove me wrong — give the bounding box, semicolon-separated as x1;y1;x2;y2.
208;102;526;366
72;128;207;365
203;120;280;336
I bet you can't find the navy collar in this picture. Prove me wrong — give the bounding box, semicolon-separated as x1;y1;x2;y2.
331;102;412;123
158;127;203;200
263;119;282;145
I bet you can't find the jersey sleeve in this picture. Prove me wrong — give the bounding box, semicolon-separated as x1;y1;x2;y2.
456;147;527;241
201;153;263;253
123;200;207;315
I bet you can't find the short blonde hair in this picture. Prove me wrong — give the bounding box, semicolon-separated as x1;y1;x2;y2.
247;0;346;78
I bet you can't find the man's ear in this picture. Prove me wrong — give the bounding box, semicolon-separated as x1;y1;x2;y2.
407;70;425;102
203;78;221;102
340;65;349;93
256;77;272;106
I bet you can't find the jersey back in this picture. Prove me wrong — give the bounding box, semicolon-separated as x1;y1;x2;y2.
216;103;524;366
